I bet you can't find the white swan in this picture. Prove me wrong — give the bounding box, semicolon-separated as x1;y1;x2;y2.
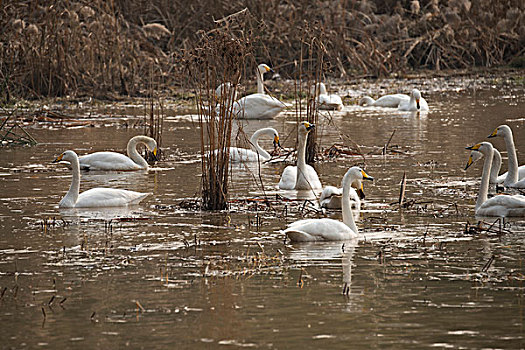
488;125;525;188
312;82;343;110
53;150;151;208
278;122;322;190
465;142;525;217
319;180;364;210
283;167;374;241
78;136;157;171
228;128;280;162
466;146;502;184
232;64;287;119
359;88;429;111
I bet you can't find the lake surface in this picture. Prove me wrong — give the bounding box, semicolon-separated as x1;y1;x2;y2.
1;78;525;349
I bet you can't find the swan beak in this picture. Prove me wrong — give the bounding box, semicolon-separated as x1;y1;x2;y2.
304;122;315;131
273;135;281;149
465;143;481;151
361;170;374;181
465;155;474;170
153;148;158;157
52;153;64;163
357;183;366;199
488;128;498;138
416;99;420;109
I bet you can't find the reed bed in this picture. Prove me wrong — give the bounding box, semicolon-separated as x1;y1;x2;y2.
1;0;523;99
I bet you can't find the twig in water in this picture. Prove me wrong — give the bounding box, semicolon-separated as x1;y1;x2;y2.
399;172;407;208
481;255;496;273
383;129;396;155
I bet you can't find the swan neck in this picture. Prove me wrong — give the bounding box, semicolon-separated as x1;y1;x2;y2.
490;149;502;183
296;131;307;177
504;133;518;185
342;175;358;233
476;148;493;210
256;69;264;94
127;137;149;169
63;155;80;206
250;129;271;160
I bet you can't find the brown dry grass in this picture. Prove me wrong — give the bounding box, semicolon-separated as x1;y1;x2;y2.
1;0;523;100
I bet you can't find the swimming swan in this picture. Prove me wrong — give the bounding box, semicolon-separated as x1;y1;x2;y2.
488;125;525;188
233;64;287;119
228;128;280;162
283;167;374;241
312;82;343;111
278;122;322;190
78;136;157;171
465;142;525;217
319;180;365;210
359;88;428;111
53;150;151;208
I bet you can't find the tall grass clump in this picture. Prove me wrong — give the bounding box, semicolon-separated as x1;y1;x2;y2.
182;10;255;210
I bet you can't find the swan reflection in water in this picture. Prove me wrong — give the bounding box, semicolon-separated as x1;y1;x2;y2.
287;239;358;304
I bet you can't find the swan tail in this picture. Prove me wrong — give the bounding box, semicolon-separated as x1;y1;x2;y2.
359;96;375;106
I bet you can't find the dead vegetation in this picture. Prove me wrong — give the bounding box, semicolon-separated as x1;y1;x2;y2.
1;0;523;100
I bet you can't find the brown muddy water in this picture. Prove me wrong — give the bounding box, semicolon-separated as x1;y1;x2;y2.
1;81;525;349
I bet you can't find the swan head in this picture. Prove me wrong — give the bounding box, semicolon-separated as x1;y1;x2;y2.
146;138;158;158
488;125;512;139
343;167;374;188
273;134;281;149
466;142;493;157
464;150;484;170
411;89;422;109
257;64;273;76
298;121;315;135
53;150;78;163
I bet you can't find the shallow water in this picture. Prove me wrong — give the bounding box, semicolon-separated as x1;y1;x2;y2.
1;82;525;349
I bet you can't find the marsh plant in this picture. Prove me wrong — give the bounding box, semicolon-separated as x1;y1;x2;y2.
183;12;255;210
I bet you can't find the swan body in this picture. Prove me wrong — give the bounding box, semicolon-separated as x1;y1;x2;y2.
278;122;322;190
465;142;525;217
234;64;287;119
53;150;151;208
227;128;280;162
359;89;428;111
283;167;374;241
319;180;364;210
78;136;157;171
312;82;343;110
488;125;525;188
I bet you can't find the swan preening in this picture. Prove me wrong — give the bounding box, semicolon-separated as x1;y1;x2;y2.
53;150;151;208
359;88;428;111
78;135;157;171
228;128;280;162
278;122;322;190
488;125;525;188
319;181;365;210
312;82;343;111
283;167;374;242
222;64;287;119
465;142;525;217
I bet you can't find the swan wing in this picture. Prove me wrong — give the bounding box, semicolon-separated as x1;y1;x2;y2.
318;94;343;110
79;152;141;171
284;218;356;241
305;164;322;189
498;166;525;184
75;188;150;207
228;147;259;162
373;94;409;107
279;166;297;189
477;194;525;217
234;94;286;119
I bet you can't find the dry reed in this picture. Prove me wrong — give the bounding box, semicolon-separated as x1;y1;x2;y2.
1;1;523;99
